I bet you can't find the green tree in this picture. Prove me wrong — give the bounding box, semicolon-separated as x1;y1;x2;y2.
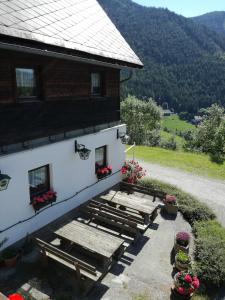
121;95;162;145
191;104;225;162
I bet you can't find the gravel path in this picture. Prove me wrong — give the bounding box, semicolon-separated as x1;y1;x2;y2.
140;161;225;227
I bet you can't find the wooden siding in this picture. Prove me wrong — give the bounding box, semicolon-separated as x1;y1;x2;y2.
0;49;120;146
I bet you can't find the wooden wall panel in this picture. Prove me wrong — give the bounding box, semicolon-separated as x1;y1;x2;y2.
0;49;120;104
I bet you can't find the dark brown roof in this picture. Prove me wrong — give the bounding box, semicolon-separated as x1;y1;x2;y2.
0;0;143;68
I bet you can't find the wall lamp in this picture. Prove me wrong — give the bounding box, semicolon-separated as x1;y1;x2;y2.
74;140;91;160
0;170;11;191
117;129;130;144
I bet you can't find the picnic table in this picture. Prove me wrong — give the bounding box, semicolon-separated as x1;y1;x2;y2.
100;192;158;224
54;220;124;269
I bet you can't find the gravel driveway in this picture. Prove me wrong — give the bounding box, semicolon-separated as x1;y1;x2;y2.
140;161;225;227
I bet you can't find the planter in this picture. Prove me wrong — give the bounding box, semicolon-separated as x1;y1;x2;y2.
172;287;193;299
2;248;19;268
97;171;112;180
4;254;18;267
175;253;191;271
32;194;57;212
164;202;178;215
174;232;191;254
174;239;190;254
173;271;200;299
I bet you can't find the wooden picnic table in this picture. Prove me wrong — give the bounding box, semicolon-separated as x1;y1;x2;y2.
54;220;124;267
100;193;158;223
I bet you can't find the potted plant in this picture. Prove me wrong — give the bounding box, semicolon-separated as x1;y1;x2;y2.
175;251;191;271
174;232;191;254
163;194;178;215
2;247;19;267
173;270;200;299
121;160;146;185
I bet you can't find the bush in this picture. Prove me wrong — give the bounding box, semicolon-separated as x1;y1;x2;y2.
160;135;177;150
139;179;216;224
193;221;225;287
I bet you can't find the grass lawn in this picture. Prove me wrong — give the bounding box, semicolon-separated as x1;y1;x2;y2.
160;130;185;150
127;146;225;181
162;115;195;133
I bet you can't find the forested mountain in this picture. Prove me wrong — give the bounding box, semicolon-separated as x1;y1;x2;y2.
98;0;225;114
192;12;225;35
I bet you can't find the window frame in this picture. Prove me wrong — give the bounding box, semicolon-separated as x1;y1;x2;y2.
28;164;50;198
91;72;104;97
14;66;42;102
95;145;107;171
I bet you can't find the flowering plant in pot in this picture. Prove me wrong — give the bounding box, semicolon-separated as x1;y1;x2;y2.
96;165;112;180
174;270;200;298
31;190;57;212
8;293;25;300
163;194;178;215
174;232;191;254
121;160;146;184
2;247;19;267
175;250;191;271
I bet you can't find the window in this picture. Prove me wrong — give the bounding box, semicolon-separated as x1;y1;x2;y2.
95;146;107;169
28;165;50;197
91;73;102;96
16;68;38;99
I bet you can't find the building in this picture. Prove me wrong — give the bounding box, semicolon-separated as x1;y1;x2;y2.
0;0;143;250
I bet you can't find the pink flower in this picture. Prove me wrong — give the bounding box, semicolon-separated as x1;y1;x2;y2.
192;279;200;289
185;274;192;283
178;287;185;295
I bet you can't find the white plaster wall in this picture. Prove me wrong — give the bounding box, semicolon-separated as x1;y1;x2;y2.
0;124;126;249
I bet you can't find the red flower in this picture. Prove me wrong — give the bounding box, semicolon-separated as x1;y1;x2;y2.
8;294;25;300
192;279;200;289
107;165;112;171
178;287;185;295
185;274;192;283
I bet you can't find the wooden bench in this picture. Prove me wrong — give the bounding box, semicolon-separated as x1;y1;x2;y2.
34;238;101;282
119;181;166;201
90;199;145;225
83;205;140;241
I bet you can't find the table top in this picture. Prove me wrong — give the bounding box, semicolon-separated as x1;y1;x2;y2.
54;220;124;258
101;193;157;215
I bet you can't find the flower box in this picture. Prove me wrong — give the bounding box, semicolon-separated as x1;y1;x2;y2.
31;191;57;212
96;166;112;180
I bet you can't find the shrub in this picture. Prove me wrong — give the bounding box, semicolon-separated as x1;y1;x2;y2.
139;179;216;224
193;220;225;287
121;160;146;184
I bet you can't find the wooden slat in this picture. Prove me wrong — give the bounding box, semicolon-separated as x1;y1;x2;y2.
35;238;96;275
90;199;145;225
100;194;157;215
120;182;166;200
54;220;124;259
85;209;139;238
86;206;137;228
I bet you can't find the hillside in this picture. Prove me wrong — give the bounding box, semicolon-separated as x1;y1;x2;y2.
98;0;225;114
192;11;225;35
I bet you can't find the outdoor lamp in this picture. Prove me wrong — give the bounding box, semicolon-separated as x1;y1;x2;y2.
74;140;91;160
0;171;11;191
117;129;130;144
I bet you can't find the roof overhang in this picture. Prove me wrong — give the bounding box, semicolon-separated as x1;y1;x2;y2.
0;35;143;70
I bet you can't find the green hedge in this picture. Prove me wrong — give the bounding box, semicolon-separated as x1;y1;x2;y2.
139;179;216;224
193;220;225;287
139;179;225;288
